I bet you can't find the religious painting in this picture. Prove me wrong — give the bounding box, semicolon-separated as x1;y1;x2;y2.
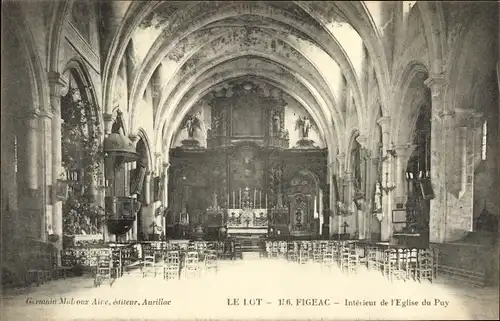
229;145;263;190
231;104;263;136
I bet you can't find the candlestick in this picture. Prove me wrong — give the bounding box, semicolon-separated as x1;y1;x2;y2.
239;188;242;209
254;189;256;209
232;191;235;209
265;193;268;209
227;193;229;209
259;191;262;208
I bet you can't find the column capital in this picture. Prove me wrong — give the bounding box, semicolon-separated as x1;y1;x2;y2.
48;71;69;97
376;116;391;132
423;73;445;88
424;74;445;99
30;109;54;120
356;135;367;148
103;113;113;122
394;143;416;159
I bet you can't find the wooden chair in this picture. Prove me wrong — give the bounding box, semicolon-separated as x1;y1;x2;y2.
163;251;180;280
204;250;218;274
94;250;114;287
405;248;418;281
27;251;44;286
142;254;156;278
347;247;359;275
339;243;350;272
417;249;434;283
387;248;406;282
184;251;200;279
298;248;309;264
366;246;379;271
312;247;323;263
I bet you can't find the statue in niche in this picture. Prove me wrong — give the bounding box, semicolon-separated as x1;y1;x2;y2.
272;112;281;135
373;181;382;212
183;112;201;138
295;208;303;227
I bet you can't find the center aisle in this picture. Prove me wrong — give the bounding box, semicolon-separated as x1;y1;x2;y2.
1;257;473;320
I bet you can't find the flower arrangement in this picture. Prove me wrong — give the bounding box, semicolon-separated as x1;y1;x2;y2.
61;88;103;236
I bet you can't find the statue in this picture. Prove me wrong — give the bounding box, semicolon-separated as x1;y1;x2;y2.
272;112;281;135
111;109;125;134
294;115;317;148
295;115;312;138
374;181;382;212
183;112;201;138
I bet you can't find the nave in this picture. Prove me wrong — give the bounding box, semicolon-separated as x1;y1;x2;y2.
1;240;498;321
2;2;499;320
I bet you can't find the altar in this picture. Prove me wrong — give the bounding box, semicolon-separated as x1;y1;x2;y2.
166;80;329;240
226;208;269;235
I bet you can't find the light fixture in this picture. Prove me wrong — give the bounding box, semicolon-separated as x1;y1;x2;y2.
386;142;397;158
381;172;396;194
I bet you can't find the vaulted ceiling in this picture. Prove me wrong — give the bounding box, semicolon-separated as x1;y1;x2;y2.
102;1;390;155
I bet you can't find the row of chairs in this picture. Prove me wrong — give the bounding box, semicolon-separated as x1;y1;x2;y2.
26;250;73;286
266;240;438;283
369;247;436;283
141;250;219;280
142;240;239;263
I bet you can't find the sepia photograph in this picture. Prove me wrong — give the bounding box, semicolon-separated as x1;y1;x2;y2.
1;1;499;320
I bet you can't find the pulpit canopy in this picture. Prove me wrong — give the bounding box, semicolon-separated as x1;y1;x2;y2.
103;132;139;163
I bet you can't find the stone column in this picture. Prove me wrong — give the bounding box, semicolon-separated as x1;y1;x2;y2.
424;75;447;243
102;112;114;243
48;72;68;252
162;162;170;235
343;170;356;236
20;111;42;239
25;113;40;191
377;116;394;241
333;153;345;235
37;110;53;241
356;135;368;239
394;143;416;206
142;171;153;238
327;161;336;237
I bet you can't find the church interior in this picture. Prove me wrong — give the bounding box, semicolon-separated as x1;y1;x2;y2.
1;1;499;320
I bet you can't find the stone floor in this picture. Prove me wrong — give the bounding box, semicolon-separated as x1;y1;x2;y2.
1;257;498;320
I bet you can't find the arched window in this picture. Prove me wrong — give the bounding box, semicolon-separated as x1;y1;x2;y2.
481;120;487;160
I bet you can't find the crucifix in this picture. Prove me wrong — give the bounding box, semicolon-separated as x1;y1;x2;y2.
341;221;349;234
